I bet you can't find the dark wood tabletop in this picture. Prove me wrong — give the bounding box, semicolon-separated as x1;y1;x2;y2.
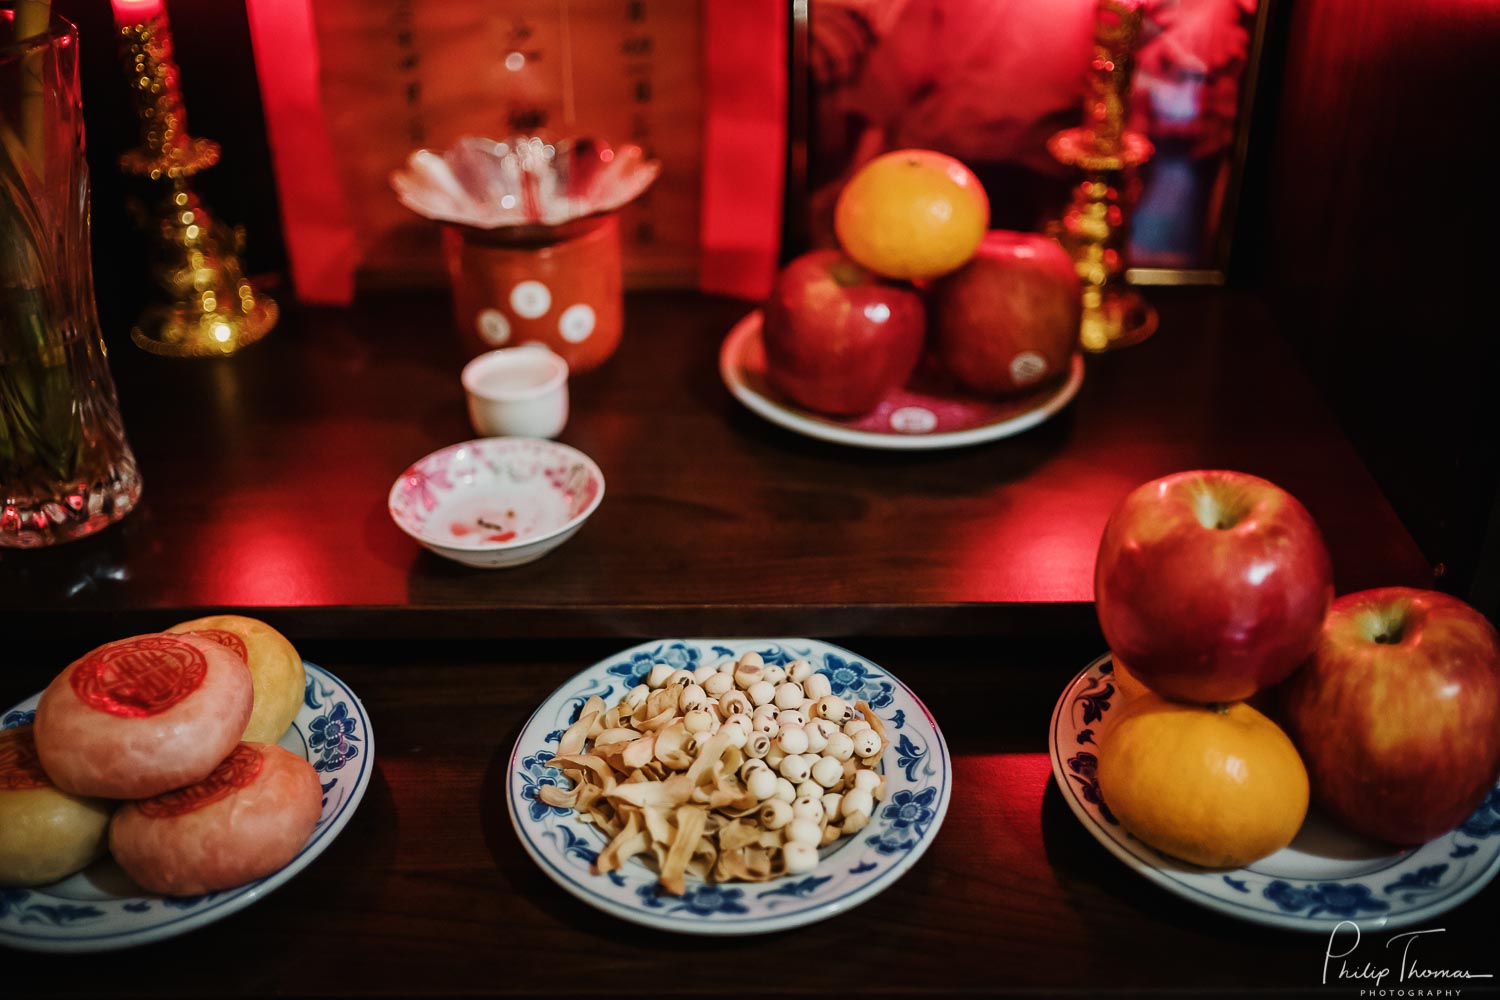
3;638;1497;997
0;288;1431;641
2;289;1475;996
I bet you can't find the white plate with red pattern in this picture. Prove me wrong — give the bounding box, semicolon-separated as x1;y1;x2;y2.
0;661;373;952
719;310;1084;451
388;437;605;568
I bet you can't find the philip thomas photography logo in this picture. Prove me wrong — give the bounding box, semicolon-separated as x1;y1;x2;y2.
1324;921;1492;996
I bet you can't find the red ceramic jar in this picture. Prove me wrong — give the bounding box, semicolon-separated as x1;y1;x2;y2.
442;213;623;372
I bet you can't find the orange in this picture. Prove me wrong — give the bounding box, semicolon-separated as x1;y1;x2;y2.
834;149;989;281
1098;693;1309;867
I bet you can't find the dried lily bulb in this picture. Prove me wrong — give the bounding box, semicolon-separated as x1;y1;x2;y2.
791;796;825;824
746;768;778;801
542;648;890;896
784;842;819;874
777;727;809;756
811;755;844;788
785;819;822;847
842;788;875;820
778;755;811;783
852;730;883;760
758;799;792;830
774;683;804;711
815;695;854;724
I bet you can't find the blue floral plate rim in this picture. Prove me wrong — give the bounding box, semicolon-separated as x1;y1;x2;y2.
508;638;951;935
0;661;374;953
1050;654;1500;933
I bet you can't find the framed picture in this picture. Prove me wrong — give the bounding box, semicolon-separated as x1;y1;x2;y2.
788;0;1275;284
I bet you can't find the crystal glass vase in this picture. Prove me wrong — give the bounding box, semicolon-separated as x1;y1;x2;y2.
2;12;141;547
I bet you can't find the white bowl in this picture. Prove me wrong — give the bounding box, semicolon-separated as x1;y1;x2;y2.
388;438;604;568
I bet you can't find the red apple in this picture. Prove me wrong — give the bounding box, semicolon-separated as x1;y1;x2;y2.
929;230;1081;396
762;250;925;417
1281;588;1500;845
1095;470;1334;703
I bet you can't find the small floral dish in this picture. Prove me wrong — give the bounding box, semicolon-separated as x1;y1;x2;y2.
719;311;1084;451
1051;654;1500;932
509;639;951;934
388;437;604;568
0;662;373;953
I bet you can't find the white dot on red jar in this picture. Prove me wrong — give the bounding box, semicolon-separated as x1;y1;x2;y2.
559;304;596;343
509;281;552;319
476;308;511;345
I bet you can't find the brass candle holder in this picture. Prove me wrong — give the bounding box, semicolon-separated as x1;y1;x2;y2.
117;7;276;357
1048;0;1157;353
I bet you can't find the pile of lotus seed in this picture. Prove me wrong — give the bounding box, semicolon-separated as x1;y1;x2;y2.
539;650;888;894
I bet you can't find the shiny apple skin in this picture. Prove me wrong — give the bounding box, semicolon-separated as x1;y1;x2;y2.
1095;470;1334;704
762;250;926;417
1281;588;1500;845
930;230;1081;396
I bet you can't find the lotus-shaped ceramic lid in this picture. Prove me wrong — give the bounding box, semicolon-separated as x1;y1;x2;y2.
390;135;660;230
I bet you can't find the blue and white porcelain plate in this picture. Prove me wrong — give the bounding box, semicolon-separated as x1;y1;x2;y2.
509;639;951;934
0;661;374;952
1051;654;1500;932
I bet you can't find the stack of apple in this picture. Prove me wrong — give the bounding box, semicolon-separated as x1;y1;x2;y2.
1092;469;1500;866
764;150;1083;417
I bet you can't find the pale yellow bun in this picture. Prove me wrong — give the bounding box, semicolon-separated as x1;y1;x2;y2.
0;725;113;886
166;616;305;744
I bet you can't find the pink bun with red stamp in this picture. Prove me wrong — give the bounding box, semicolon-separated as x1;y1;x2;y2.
110;743;322;896
33;633;253;799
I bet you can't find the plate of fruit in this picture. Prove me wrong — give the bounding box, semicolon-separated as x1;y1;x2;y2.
0;617;373;952
720;150;1085;451
1052;470;1500;932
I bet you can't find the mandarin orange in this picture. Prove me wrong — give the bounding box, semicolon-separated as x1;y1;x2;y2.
834;150;989;281
1098;693;1309;867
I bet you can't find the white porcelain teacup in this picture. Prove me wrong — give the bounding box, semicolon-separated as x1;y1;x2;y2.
461;344;569;439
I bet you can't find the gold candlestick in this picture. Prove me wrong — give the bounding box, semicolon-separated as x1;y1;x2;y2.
118;7;276;357
1048;0;1157;353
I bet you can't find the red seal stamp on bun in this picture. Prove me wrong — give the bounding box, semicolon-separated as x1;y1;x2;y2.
111;743;323;896
70;635;209;718
0;726;49;792
34;633;254;799
137;744;264;819
188;629;250;663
